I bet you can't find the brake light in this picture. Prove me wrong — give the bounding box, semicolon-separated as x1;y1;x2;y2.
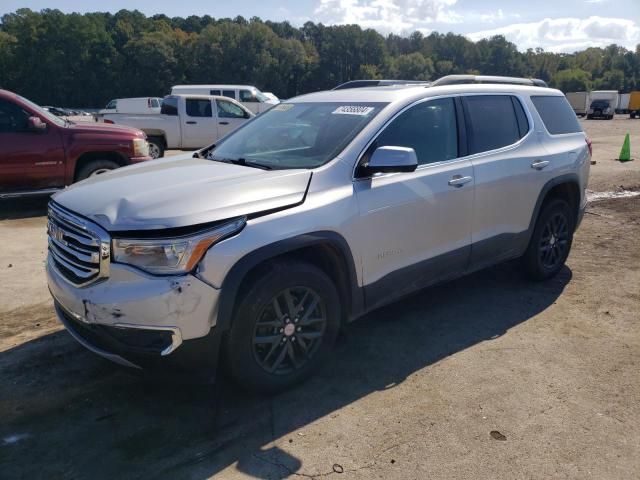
585;137;593;157
104;119;114;124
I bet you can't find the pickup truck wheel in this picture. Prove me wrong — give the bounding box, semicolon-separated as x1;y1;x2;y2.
522;199;574;281
76;159;120;181
225;261;341;393
147;137;164;159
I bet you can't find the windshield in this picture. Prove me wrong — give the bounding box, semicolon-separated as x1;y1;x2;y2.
18;95;66;127
255;91;270;102
208;102;387;169
591;100;610;107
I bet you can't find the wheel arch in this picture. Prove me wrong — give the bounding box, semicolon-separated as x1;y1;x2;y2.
527;174;581;238
73;151;128;182
214;231;363;334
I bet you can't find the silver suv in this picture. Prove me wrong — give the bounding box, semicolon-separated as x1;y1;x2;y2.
47;81;591;392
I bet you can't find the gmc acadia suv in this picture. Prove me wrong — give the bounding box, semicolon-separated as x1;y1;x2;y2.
46;81;590;392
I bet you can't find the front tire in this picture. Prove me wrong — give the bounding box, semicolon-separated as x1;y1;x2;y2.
75;159;119;181
522;199;574;281
225;261;341;393
147;136;165;159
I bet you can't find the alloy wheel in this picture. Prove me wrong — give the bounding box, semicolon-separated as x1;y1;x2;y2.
539;212;569;269
89;168;111;177
252;287;327;375
148;143;161;159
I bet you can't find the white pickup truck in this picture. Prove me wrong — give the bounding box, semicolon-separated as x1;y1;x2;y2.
103;95;254;158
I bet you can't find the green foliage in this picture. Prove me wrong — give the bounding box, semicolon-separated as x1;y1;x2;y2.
552;69;592;92
1;8;639;107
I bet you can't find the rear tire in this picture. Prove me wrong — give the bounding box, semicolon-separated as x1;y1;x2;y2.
75;159;119;181
522;199;574;281
147;137;165;159
225;261;341;394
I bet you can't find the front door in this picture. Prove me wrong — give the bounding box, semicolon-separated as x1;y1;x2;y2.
215;99;249;139
0;99;65;192
353;97;475;309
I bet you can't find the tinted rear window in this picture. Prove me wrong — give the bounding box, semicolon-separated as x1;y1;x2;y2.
531;96;582;135
161;96;178;115
464;95;522;154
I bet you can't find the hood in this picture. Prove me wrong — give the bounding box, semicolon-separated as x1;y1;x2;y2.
52;155;312;231
66;121;145;138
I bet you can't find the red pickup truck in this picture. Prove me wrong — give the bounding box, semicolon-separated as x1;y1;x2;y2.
0;89;152;198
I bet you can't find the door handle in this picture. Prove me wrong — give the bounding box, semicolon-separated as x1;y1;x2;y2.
448;175;473;187
531;160;549;170
186;121;197;125
219;121;229;125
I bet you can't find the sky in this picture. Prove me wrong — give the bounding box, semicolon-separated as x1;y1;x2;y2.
1;0;639;53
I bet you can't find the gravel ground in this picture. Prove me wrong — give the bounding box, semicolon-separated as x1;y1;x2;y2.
0;116;638;479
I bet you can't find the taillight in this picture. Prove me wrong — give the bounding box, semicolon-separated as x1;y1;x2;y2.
586;137;592;157
104;119;114;124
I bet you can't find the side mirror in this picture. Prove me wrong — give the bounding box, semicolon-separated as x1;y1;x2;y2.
364;146;418;175
28;116;47;133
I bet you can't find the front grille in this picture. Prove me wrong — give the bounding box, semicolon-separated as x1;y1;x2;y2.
48;202;110;287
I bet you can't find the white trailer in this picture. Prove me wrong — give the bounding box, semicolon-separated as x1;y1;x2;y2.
566;92;588;116
617;93;630;113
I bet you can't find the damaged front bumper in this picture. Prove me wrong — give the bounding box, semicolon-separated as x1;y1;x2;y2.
47;255;221;371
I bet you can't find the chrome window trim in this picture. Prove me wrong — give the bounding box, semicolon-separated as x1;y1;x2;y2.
352;92;536;181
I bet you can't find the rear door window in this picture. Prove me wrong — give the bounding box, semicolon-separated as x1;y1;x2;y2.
209;89;221;96
463;95;521;154
222;90;236;99
161;96;179;116
511;97;530;138
186;99;212;117
531;96;582;134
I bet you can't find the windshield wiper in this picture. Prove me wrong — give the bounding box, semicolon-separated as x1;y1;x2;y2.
210;157;272;170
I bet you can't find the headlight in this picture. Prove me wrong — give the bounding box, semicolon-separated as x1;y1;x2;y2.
133;138;149;157
112;218;245;274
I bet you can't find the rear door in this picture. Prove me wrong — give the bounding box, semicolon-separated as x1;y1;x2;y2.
181;97;218;148
462;94;548;268
0;99;65;192
215;99;249;138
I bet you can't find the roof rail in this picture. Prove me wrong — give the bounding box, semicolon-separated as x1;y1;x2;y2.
431;75;548;88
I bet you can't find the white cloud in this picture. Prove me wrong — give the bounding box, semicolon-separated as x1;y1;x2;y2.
466;16;640;52
313;0;460;34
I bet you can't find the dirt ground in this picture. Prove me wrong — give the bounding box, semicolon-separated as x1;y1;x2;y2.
0;116;639;479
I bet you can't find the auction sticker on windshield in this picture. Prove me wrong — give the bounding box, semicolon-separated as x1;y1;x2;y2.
332;106;375;116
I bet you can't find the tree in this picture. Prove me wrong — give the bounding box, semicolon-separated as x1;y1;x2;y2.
552;69;592;92
391;52;434;80
0;9;638;106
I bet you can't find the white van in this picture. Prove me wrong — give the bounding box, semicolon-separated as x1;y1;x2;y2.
98;97;162;116
170;85;279;114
